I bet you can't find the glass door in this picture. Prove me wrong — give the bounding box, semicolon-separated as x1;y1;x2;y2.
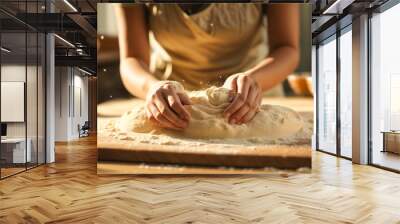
317;35;337;154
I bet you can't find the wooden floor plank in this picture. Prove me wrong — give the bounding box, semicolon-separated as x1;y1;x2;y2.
0;136;399;223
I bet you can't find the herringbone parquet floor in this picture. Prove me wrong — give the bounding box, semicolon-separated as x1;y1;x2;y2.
1;136;400;224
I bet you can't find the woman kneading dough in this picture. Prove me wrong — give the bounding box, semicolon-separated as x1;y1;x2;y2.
115;3;300;131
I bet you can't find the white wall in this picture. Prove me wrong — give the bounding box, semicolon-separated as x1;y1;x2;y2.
55;66;69;141
1;63;46;164
1;65;26;143
1;65;31;138
1;82;25;122
71;73;89;138
54;67;89;141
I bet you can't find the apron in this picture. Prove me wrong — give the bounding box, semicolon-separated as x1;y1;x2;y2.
147;3;284;96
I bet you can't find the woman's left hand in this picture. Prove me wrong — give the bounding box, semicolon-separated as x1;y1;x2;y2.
223;73;262;124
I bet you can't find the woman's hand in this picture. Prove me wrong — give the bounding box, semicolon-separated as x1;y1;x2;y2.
145;81;191;130
223;73;262;124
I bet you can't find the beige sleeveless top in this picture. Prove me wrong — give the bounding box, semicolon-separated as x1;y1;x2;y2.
147;4;283;95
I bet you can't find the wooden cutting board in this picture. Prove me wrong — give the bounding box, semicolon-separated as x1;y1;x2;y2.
97;97;312;170
97;161;311;175
98;132;311;169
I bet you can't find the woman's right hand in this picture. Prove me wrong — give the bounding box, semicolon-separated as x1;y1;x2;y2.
145;81;191;130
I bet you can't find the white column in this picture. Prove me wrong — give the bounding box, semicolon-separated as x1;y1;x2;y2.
352;14;369;164
311;45;317;150
46;33;55;163
45;1;56;163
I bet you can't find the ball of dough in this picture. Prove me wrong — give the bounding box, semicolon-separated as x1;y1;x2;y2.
116;85;304;140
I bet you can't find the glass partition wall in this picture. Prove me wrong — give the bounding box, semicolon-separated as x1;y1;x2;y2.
339;26;352;159
315;25;353;159
315;0;400;172
0;2;46;179
0;30;27;177
317;35;337;155
370;2;400;171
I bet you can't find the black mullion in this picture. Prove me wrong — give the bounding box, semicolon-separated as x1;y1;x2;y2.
44;33;47;164
315;44;320;151
370;164;400;174
373;0;400;13
44;0;47;165
36;0;39;168
25;0;28;171
0;169;27;179
367;11;373;166
0;22;2;179
336;28;341;157
316;149;352;161
73;68;75;118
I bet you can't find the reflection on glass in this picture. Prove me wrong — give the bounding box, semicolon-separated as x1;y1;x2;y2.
390;75;400;130
317;37;337;154
371;4;400;171
0;0;47;179
27;31;38;169
1;31;27;177
339;29;352;158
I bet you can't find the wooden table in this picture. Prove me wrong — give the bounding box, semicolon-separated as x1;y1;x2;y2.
381;131;400;154
1;137;32;164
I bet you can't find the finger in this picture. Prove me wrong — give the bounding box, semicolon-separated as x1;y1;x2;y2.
236;88;259;124
224;77;251;117
229;104;250;124
148;103;176;129
177;92;192;105
240;92;261;123
246;84;259;107
146;106;160;126
148;103;181;130
228;90;235;102
148;115;160;126
146;106;158;126
153;92;188;128
250;91;262;114
225;76;238;92
240;109;257;124
168;90;191;120
145;105;152;119
255;91;262;111
237;75;251;98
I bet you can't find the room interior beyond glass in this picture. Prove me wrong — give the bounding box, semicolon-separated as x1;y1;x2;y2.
370;2;400;171
314;0;400;172
0;1;47;179
315;26;352;159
